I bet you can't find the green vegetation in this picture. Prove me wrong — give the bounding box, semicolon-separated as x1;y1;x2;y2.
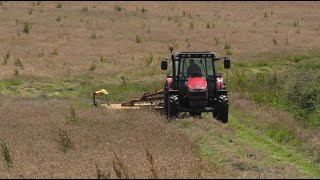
90;32;96;39
56;2;62;8
227;55;320;127
229;115;320;178
28;8;33;15
23;21;31;34
2;50;9;65
113;5;126;12
82;6;88;12
14;58;24;69
66;106;78;124
189;22;194;29
224;43;232;56
293;19;299;27
1;142;12;167
0;76;163;105
14;69;19;77
57;129;73;153
135;34;142;43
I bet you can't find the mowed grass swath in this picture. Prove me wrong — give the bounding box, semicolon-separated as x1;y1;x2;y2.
0;1;320;178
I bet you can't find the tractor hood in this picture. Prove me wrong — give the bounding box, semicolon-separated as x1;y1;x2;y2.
187;77;207;92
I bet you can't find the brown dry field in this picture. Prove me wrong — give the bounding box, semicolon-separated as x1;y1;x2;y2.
1;1;320;79
1;1;320;179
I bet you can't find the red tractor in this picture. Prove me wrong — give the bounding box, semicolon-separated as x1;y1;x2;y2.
161;46;231;123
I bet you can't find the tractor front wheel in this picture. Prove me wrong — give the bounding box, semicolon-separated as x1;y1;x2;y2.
213;95;228;123
167;95;179;119
190;112;201;118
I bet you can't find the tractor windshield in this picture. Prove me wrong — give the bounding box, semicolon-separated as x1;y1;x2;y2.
179;57;214;78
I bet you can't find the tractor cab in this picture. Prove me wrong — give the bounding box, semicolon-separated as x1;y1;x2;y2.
161;46;231;123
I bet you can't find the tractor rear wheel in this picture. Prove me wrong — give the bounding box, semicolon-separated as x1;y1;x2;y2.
213;95;228;123
190;112;201;118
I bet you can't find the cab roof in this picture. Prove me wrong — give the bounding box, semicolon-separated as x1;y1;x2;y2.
174;52;217;57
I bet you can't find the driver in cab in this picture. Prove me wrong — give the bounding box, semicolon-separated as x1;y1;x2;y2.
186;59;202;77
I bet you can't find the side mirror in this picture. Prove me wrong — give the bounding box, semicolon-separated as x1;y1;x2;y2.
161;59;168;70
224;58;231;69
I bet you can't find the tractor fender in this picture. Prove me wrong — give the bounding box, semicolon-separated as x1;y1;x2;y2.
167;77;173;90
216;77;224;90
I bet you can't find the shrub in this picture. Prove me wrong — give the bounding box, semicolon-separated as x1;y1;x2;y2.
14;69;19;77
293;19;299;27
28;8;33;15
1;142;12;167
135;34;142;43
214;37;220;45
120;75;126;87
2;50;9;65
99;56;107;63
23;21;32;34
113;5;125;12
56;2;62;8
224;43;232;56
89;62;96;72
145;53;153;67
56;16;61;22
185;38;191;47
283;59;320;123
14;58;24;69
189;22;193;29
82;6;88;12
90;32;96;39
272;38;277;46
140;7;148;13
50;49;58;56
57;129;73;153
66;106;77;124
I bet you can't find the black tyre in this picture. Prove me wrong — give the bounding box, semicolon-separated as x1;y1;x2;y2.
163;82;168;116
213;95;228;123
167;95;179;119
190;112;201;118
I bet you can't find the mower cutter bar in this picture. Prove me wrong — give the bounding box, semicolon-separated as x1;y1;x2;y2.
121;90;164;107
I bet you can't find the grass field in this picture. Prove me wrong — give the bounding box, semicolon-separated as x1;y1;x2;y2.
1;1;320;178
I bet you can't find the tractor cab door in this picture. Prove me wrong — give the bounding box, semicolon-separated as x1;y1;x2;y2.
205;57;215;98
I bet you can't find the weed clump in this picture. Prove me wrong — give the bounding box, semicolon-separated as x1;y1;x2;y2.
224;43;232;56
13;69;19;77
23;21;32;34
56;16;61;22
135;34;142;43
1;142;12;167
14;58;24;69
66;106;77;124
272;38;277;46
89;62;96;72
90;32;96;39
57;129;73;153
82;6;88;12
114;5;125;12
2;50;9;65
56;2;62;8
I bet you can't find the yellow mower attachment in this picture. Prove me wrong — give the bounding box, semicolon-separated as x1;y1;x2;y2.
93;89;109;106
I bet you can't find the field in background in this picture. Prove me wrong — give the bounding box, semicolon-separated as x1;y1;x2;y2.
0;1;320;178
